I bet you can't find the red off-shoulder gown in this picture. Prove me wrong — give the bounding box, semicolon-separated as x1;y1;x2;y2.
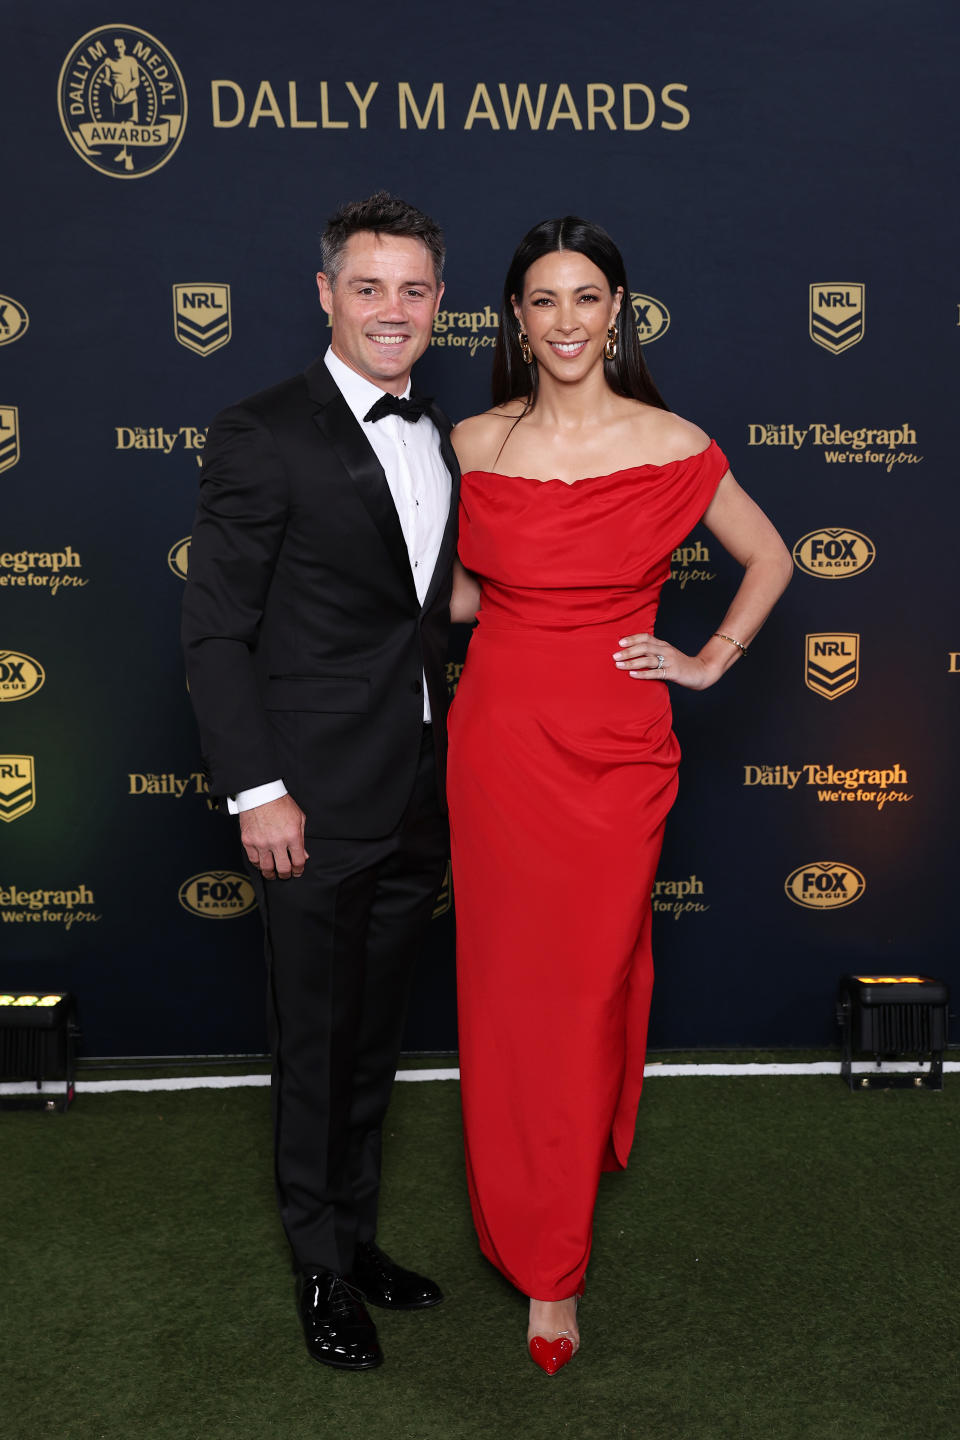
448;441;728;1301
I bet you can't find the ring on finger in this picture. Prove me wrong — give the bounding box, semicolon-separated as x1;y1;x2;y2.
655;653;665;672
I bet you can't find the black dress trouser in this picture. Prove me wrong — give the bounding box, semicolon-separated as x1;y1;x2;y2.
247;729;447;1274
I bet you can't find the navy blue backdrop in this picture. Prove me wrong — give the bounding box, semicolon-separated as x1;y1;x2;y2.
2;0;957;1055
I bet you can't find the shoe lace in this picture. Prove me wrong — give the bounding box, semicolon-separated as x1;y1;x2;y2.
328;1277;365;1319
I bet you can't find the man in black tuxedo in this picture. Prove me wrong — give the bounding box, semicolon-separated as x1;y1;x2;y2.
181;193;458;1371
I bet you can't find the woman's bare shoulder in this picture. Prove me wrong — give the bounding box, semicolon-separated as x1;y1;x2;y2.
633;407;711;464
451;404;528;471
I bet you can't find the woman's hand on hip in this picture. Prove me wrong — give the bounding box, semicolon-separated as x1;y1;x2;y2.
613;633;717;691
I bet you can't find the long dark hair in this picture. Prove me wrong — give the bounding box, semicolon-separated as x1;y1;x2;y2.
491;216;667;412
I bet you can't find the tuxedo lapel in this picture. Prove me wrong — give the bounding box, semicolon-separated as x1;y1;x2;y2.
420;398;461;615
305;359;417;601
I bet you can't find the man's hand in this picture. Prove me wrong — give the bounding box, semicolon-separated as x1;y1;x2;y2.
239;795;309;879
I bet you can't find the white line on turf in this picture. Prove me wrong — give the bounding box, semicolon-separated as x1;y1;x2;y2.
1;1060;957;1096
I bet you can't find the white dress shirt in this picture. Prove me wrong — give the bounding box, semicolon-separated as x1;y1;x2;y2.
229;347;451;814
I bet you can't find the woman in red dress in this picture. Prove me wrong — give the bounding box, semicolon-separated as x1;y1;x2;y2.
447;218;792;1374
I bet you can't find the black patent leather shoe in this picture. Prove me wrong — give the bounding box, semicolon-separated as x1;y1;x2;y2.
297;1269;383;1370
350;1240;444;1311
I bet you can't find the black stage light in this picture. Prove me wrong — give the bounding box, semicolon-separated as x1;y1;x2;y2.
836;975;950;1091
0;992;78;1111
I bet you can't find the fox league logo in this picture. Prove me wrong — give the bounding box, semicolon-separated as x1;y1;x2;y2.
0;297;29;347
173;285;232;356
809;283;865;354
0;651;45;703
785;861;865;910
793;529;875;579
631;294;670;344
58;26;187;178
178;871;257;918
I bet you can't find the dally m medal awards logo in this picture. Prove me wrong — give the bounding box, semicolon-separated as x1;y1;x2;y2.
0;756;35;823
167;536;191;580
0;651;45;703
805;633;859;700
631;294;670;344
785;861;865;911
173;285;232;356
793;528;875;579
0;407;19;473
809;283;865;354
58;26;187;179
0;297;29;347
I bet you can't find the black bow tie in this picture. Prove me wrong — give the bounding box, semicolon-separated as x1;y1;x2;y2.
364;393;433;424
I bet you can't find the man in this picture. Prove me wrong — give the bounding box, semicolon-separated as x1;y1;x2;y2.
181;193;458;1371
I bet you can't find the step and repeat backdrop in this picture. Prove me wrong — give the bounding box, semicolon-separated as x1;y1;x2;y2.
2;2;957;1055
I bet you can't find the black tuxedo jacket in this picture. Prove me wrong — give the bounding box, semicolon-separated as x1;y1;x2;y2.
181;357;460;839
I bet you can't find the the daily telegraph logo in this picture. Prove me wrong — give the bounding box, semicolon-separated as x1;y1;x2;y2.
651;875;709;920
805;634;859;700
0;756;35;824
129;771;208;798
670;540;715;589
173;285;231;356
809;283;865;354
327;305;499;358
747;423;919;473
0;548;87;596
0;651;45;703
431;307;497;358
631;294;670;344
178;871;257;919
744;763;912;811
785;862;865;910
793;529;875;579
115;426;206;455
0;407;20;474
0;884;101;930
58;26;187;179
167;537;191;580
0;297;29;347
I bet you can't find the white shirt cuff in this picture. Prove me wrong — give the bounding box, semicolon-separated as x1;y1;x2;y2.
227;780;288;814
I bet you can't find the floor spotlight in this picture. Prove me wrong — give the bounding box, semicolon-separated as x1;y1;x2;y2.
836;975;949;1091
0;992;77;1111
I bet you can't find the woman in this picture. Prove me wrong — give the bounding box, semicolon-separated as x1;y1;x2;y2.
447;217;793;1375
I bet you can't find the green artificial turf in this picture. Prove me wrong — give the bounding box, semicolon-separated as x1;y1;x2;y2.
2;1076;958;1440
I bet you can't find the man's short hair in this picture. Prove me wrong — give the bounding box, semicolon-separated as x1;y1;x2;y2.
321;191;445;289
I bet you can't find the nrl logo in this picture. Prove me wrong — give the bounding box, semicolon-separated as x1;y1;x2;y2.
58;26;187;179
0;406;19;473
805;633;859;700
809;283;865;354
173;284;232;356
631;293;670;344
0;755;35;823
0;296;29;347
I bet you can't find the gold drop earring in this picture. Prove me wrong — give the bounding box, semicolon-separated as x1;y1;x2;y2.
518;330;533;365
604;324;618;361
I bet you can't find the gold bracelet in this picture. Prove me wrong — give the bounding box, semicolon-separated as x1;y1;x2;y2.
713;632;748;656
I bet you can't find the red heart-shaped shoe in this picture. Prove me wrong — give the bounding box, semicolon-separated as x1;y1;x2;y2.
528;1334;575;1376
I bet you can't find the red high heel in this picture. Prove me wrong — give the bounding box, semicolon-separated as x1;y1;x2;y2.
528;1277;585;1376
